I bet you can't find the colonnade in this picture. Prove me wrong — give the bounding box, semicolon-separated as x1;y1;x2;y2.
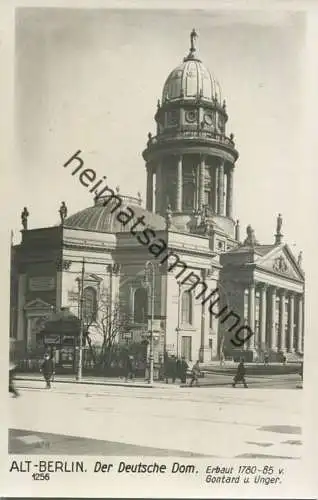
245;283;303;353
146;155;234;217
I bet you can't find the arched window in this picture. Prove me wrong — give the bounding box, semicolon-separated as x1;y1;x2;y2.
134;288;148;324
181;290;193;325
83;287;97;323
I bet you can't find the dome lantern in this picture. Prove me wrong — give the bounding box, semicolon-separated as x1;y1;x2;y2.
161;29;222;104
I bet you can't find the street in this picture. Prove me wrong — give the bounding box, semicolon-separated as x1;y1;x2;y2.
9;379;302;459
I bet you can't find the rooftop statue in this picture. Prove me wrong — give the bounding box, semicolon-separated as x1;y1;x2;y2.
59;201;68;224
276;213;283;234
21;207;29;230
243;224;258;246
297;251;303;267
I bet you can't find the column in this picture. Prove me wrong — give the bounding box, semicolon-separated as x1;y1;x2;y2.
213;166;218;213
146;164;153;212
199;300;206;362
269;287;277;350
279;290;286;351
259;284;267;349
199;155;205;209
218;160;225;215
226;169;233;218
176;156;183;212
297;295;303;352
17;274;26;342
287;294;295;352
199;270;210;362
248;283;255;350
155;163;162;214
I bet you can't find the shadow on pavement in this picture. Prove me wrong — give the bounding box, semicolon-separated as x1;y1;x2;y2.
9;429;213;457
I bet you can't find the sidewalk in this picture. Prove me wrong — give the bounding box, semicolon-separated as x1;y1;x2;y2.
15;371;298;389
15;372;236;389
15;373;171;389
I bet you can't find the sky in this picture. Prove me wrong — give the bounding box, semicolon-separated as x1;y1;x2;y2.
14;7;306;255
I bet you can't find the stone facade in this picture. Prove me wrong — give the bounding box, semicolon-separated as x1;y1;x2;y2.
10;31;305;365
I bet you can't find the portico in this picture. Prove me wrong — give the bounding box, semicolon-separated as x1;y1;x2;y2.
220;237;305;360
244;282;303;354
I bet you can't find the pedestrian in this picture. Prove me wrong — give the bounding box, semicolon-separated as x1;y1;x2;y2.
176;357;181;381
282;354;287;366
264;353;269;367
165;355;177;384
170;355;177;383
40;353;55;389
180;356;188;384
190;360;200;387
164;354;170;384
232;358;248;388
125;354;134;381
9;362;19;397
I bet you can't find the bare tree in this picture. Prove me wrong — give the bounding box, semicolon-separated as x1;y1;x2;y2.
83;288;130;369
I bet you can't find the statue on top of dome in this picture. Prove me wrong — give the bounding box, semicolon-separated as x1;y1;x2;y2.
157;99;160;109
190;28;198;53
184;28;198;61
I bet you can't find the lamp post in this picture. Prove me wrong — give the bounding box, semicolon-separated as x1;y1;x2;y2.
143;261;155;384
216;282;229;365
76;258;85;381
175;282;181;358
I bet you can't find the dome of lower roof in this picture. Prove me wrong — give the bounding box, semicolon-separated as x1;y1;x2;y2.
64;195;177;233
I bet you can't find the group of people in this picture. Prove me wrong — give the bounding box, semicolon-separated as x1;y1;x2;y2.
164;355;201;386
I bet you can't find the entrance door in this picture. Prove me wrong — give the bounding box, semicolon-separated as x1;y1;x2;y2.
181;336;192;361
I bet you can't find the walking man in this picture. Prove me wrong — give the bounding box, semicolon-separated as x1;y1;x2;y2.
125;354;134;381
180;356;188;384
232;358;248;388
190;360;200;387
40;353;55;389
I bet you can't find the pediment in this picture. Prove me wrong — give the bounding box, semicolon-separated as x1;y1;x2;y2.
24;298;54;311
255;245;304;281
83;273;103;283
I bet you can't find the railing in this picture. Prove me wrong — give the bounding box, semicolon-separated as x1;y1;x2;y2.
147;129;236;148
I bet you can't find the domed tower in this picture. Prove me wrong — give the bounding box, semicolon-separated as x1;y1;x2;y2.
142;29;239;242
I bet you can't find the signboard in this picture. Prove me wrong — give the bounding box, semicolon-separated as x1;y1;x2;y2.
44;334;60;345
29;276;56;292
